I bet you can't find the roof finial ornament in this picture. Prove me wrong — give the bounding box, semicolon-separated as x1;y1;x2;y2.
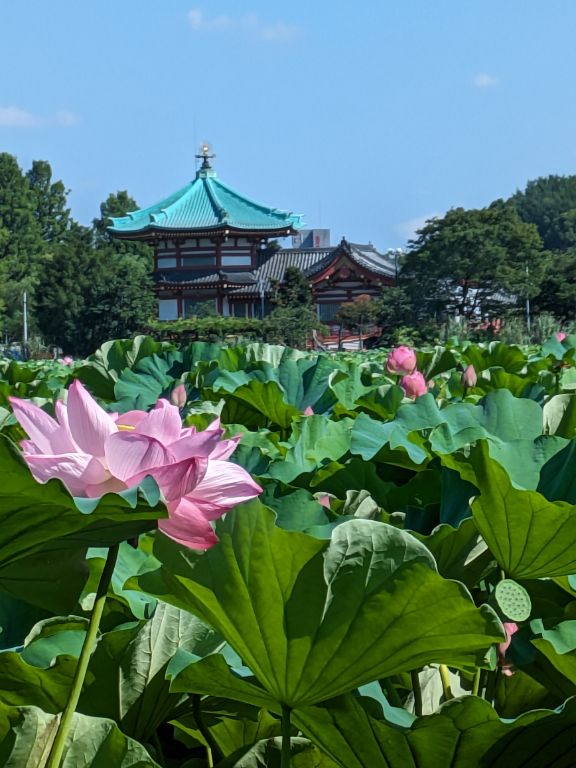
196;142;215;170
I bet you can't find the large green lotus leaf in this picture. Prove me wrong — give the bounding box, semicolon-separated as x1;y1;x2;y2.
355;384;405;420
79;601;222;742
350;407;435;465
260;488;330;533
418;346;459;379
0;652;74;712
174;698;282;761
0;703;159;767
459;443;576;578
293;693;576;768
539;441;576;503
327;366;375;410
75;335;167;401
113;354;175;411
462;341;528;374
560;366;576;391
217;737;336;767
352;390;545;469
308;458;395;503
169;652;278;711
0;435;165;567
132;502;503;710
494;668;560;718
268;416;353;484
219;380;301;429
415;518;492;588
532;639;576;686
543;394;576;438
0;542;88;614
0;593;51;651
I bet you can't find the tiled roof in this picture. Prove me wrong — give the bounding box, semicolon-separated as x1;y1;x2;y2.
108;164;303;236
231;240;395;297
154;240;395;296
155;269;257;288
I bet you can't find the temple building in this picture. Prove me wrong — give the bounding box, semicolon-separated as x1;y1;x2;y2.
108;146;396;321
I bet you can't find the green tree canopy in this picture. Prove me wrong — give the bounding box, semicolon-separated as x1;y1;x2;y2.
511;174;576;250
26;160;70;244
0;153;47;339
401;202;548;322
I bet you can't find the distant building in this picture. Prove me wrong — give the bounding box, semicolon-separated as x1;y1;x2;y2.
108;146;395;320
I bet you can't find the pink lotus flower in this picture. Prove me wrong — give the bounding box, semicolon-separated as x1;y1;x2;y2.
462;364;477;388
400;371;428;399
170;384;187;409
386;346;417;376
58;356;74;365
9;381;261;549
302;406;314;416
556;331;566;342
497;622;518;677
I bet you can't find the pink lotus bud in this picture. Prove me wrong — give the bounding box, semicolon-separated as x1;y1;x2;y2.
170;384;187;409
386;346;417;375
462;364;477;388
400;370;428;399
497;622;518;677
557;331;566;342
316;493;332;509
303;406;314;416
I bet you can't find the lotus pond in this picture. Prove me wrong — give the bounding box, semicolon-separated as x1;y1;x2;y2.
1;334;576;767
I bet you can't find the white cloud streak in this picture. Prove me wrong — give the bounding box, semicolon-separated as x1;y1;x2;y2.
473;73;499;89
187;8;300;42
0;105;80;128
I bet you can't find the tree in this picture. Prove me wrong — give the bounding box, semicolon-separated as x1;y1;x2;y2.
510;176;576;319
264;266;320;348
0;153;46;339
401;202;548;322
26;160;70;243
270;266;313;308
35;224;93;353
336;294;379;334
510;175;576;250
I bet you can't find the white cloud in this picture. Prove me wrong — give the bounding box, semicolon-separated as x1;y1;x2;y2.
397;212;443;241
0;106;40;127
0;105;80;128
473;72;499;89
187;8;300;42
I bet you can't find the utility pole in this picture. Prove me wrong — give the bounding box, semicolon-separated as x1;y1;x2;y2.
23;291;28;345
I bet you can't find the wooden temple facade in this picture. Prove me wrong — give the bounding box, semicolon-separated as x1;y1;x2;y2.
108;147;396;321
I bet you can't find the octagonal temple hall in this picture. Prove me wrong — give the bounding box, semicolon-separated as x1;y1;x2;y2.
108;146;396;322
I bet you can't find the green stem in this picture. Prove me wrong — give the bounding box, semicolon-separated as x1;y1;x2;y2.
411;670;423;717
439;665;453;701
380;677;403;708
472;668;481;697
281;704;292;768
192;694;217;767
46;543;119;768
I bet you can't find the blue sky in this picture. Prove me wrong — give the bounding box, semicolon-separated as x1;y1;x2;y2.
2;1;576;250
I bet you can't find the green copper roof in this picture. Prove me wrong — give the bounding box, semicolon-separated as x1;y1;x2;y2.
108;164;303;236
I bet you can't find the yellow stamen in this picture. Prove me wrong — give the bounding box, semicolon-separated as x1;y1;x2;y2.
117;424;136;431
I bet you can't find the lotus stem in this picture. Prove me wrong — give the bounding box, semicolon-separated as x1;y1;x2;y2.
192;694;217;767
439;664;453;701
381;677;404;708
281;704;292;768
472;668;481;697
411;670;423;717
46;543;119;768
